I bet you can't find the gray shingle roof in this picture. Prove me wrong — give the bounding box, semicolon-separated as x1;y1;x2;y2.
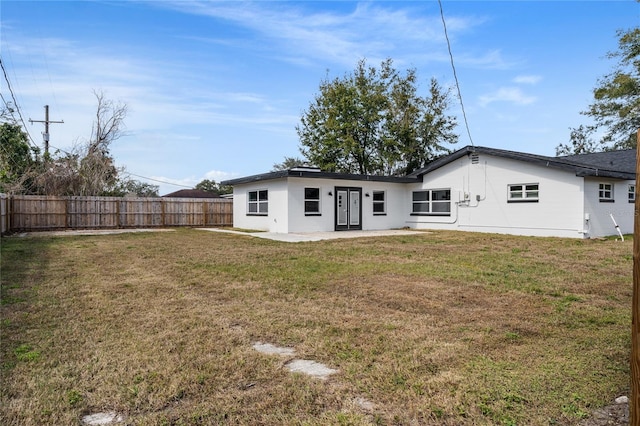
560;149;637;176
222;145;637;186
410;146;636;180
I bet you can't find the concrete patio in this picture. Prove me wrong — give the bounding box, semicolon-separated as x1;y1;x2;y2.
197;228;427;242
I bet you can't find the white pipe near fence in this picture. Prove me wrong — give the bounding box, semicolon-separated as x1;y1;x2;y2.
610;213;625;241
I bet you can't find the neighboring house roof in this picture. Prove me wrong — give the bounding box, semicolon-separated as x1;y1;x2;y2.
409;146;636;180
162;189;220;198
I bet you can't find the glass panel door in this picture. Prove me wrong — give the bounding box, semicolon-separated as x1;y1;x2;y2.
337;190;348;226
335;187;362;230
349;190;360;226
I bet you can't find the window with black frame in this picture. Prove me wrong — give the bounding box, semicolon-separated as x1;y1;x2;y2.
372;190;386;215
599;183;614;202
304;187;321;215
508;183;539;203
411;189;450;215
248;189;268;215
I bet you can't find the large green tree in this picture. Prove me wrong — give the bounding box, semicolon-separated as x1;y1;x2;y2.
115;179;159;197
272;156;306;171
195;179;232;195
297;59;458;175
557;26;640;155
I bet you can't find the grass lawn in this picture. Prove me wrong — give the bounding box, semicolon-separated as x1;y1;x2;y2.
0;229;632;425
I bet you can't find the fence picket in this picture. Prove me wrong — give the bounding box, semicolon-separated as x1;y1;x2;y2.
0;194;233;234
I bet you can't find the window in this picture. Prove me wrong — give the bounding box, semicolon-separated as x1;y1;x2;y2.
599;183;614;202
629;184;636;203
304;187;321;215
411;189;451;215
412;190;430;213
508;183;539;203
372;191;386;215
248;189;268;215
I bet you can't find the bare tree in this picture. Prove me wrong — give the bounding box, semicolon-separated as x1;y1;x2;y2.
88;90;128;155
34;91;129;196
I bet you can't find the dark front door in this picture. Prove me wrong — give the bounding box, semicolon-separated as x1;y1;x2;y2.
335;187;362;231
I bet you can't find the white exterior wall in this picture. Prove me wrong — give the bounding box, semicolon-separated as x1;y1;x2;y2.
231;177;409;233
230;155;634;238
285;178;334;233
285;177;407;233
231;179;289;232
406;154;587;238
583;178;635;237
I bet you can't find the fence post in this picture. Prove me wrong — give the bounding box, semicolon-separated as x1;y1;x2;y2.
8;195;13;233
65;197;69;229
203;201;207;226
161;199;166;227
0;194;6;235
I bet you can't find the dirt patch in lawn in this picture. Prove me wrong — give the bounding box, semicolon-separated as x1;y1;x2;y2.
580;396;629;425
13;228;175;237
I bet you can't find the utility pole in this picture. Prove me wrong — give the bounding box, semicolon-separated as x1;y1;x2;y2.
633;128;640;425
29;105;63;156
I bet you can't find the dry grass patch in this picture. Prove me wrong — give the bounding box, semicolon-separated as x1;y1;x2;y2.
0;229;631;425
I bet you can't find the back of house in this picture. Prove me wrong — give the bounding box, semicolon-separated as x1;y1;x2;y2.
222;146;636;239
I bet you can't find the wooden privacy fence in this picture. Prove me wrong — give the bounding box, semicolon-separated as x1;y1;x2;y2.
0;195;233;234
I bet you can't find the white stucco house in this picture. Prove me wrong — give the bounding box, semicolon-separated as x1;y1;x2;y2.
221;145;637;239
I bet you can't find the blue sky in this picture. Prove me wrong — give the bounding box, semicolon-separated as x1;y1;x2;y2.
1;1;638;195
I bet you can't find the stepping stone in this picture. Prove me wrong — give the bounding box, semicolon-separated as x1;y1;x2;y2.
285;359;337;379
252;342;295;356
81;412;124;425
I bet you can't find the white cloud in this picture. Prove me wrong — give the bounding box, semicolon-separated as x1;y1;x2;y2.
478;87;537;107
204;170;240;182
4;27;299;154
159;1;484;68
456;49;517;70
513;75;542;85
3;0;546;194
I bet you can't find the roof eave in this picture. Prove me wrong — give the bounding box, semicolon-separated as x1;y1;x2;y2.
575;169;635;180
222;170;417;186
412;146;636;180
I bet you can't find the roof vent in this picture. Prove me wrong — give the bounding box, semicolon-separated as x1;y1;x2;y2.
470;153;480;164
290;166;321;173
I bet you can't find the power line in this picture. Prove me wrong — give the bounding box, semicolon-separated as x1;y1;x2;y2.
45;141;195;189
0;57;193;191
438;0;474;147
0;92;17;121
0;57;39;148
123;172;195;188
